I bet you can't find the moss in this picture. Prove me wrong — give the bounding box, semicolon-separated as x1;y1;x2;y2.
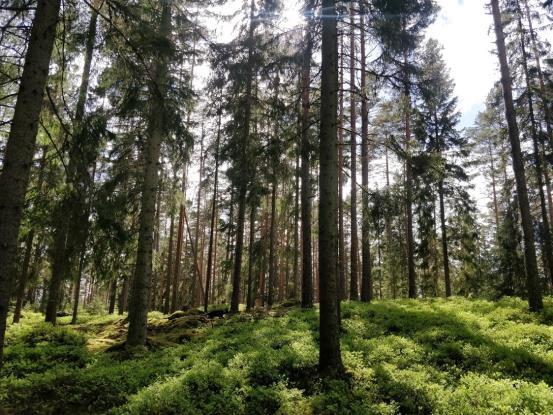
4;298;553;414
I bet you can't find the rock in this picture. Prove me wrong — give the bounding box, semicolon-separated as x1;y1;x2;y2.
207;309;228;319
56;311;71;317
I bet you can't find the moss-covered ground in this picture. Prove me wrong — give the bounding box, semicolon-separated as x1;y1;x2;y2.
3;297;553;414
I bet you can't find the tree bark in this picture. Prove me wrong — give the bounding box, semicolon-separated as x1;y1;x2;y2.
0;0;60;365
338;32;346;301
438;180;451;297
172;169;186;312
349;4;359;301
318;0;344;378
204;111;221;312
127;0;172;346
230;0;256;314
300;0;315;308
46;2;99;323
491;0;543;311
360;2;372;302
404;47;417;299
517;10;553;286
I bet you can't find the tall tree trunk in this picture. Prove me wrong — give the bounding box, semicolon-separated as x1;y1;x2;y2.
13;145;48;324
349;4;359;301
488;137;501;233
118;275;129;315
230;0;256;314
517;10;553;285
384;144;396;298
172;169;186;312
164;202;175;314
268;179;278;308
292;133;300;300
246;202;256;311
300;1;315;308
522;0;553;147
319;0;344;378
12;231;34;325
46;2;99;323
192;134;205;306
204;112;221;312
438;180;451;297
338;32;346;300
108;279;117;314
403;48;417;299
491;0;543;311
0;0;60;364
359;2;372;302
127;0;172;346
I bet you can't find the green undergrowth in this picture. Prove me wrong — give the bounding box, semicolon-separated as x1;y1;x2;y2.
2;297;553;414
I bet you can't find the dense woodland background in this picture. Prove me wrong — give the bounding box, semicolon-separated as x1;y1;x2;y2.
3;0;553;413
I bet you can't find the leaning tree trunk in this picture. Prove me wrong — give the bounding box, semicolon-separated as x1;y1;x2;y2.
491;0;543;311
300;0;315;308
359;2;372;302
318;0;344;378
349;3;359;301
127;0;172;346
0;0;61;365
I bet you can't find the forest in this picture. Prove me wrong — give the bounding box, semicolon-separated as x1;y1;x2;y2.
3;0;553;413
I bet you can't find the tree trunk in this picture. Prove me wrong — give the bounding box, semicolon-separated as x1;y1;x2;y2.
204;111;221;312
13;145;48;324
192;134;205;307
349;4;359;301
438;180;451;297
0;0;60;364
491;0;543;311
108;279;117;314
127;0;172;346
318;0;344;378
300;1;314;308
246;202;256;311
404;48;417;299
359;2;372;302
172;169;186;312
338;32;346;301
164;203;175;314
230;0;256;314
292;134;300;300
517;10;553;286
118;275;129;315
46;2;99;323
522;0;553;147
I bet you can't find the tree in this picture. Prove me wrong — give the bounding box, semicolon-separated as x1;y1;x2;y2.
300;0;315;308
318;0;343;378
414;39;463;297
490;0;543;311
127;0;173;347
0;0;61;366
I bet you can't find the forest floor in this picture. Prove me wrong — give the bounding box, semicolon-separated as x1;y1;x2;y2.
2;297;553;414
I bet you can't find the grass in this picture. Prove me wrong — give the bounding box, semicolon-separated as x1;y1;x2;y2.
2;297;553;414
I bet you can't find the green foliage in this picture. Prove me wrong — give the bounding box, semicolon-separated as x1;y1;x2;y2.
3;299;553;414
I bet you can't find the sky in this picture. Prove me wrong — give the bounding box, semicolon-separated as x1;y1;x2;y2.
427;0;497;128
